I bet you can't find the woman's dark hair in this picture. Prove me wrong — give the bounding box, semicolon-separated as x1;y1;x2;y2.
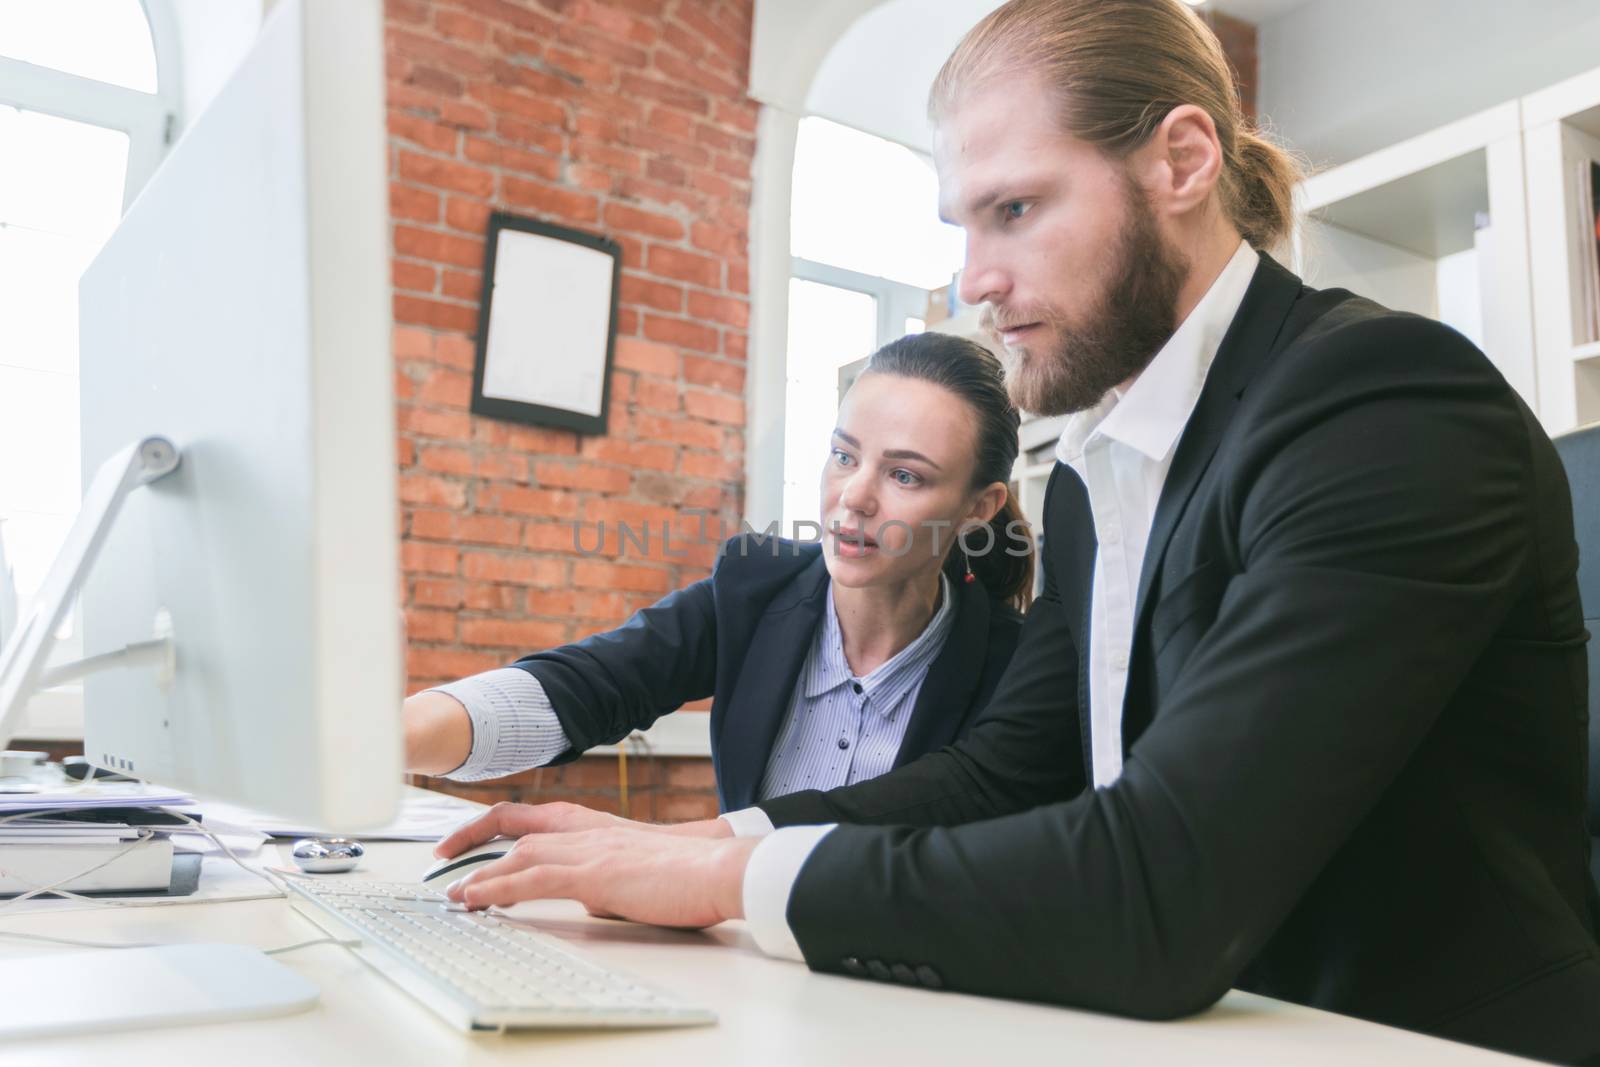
862;332;1036;612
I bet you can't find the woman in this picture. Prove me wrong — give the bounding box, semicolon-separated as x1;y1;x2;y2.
403;332;1034;812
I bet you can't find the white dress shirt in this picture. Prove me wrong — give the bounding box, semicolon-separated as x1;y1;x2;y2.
733;241;1262;962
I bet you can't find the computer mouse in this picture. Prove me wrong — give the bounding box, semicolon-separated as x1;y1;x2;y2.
419;838;515;887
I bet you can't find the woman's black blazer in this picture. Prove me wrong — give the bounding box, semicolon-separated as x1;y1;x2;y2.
508;534;1023;811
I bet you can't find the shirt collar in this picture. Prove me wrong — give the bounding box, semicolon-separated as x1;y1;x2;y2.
1056;240;1258;467
806;573;956;718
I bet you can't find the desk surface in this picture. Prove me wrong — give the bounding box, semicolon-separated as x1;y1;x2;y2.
0;808;1529;1066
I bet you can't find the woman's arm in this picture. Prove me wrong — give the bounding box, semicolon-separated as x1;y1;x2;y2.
402;690;474;775
403;572;722;783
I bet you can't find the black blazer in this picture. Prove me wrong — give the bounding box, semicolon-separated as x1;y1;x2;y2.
759;254;1600;1064
508;536;1022;811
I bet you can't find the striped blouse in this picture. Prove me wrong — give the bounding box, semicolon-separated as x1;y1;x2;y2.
430;574;954;803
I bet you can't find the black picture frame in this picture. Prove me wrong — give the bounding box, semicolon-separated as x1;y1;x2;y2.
469;211;622;436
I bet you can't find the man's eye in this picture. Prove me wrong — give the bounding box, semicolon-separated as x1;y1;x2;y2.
832;449;854;466
891;469;921;486
1002;201;1030;221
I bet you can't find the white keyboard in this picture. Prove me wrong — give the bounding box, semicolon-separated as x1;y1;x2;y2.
284;877;715;1032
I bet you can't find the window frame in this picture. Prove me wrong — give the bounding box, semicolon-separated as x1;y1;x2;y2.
0;0;181;740
0;0;182;207
790;256;930;348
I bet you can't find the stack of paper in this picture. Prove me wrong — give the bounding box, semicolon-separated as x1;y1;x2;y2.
0;781;196;813
0;818;175;896
199;788;482;842
0;781;201;897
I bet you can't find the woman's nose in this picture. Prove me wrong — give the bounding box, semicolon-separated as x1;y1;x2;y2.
838;471;875;516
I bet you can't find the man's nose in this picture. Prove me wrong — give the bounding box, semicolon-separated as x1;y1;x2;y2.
958;236;1009;307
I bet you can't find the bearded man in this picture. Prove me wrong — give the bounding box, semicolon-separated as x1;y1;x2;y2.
431;1;1600;1060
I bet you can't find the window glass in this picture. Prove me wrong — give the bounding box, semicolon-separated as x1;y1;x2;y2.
790;117;964;291
0;0;158;92
0;106;129;607
782;279;878;530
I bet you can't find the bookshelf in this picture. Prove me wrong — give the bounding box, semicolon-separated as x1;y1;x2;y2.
1523;66;1600;431
1292;101;1539;411
896;65;1600;535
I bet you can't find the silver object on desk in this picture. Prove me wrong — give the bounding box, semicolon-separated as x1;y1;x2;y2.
290;837;365;874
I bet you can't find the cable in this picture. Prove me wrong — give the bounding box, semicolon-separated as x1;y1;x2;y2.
0;806;286;916
0;927;361;956
262;935;363;956
0;807;361;958
617;741;629;818
0;827;159;910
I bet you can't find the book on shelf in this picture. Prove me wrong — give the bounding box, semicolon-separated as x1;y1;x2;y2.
1575;157;1600;346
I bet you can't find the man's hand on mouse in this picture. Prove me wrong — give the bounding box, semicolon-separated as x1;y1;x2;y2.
444;827;760;929
435;801;732;860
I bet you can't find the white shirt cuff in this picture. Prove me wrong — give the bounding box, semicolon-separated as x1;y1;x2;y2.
719;806;776;837
428;667;571;781
741;824;836;962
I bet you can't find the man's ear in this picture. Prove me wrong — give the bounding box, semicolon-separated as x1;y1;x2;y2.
1140;104;1224;217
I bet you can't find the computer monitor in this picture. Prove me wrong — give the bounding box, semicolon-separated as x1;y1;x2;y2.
38;0;399;830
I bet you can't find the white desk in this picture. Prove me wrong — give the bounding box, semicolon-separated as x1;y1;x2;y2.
0;800;1530;1066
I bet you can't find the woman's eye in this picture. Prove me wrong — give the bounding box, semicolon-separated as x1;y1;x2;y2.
831;449;854;466
891;469;921;487
1002;201;1030;222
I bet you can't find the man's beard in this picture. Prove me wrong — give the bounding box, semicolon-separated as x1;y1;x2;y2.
985;182;1189;417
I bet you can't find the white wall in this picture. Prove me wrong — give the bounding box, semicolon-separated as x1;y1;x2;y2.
167;0;263;135
1259;0;1600;168
802;0;1001;153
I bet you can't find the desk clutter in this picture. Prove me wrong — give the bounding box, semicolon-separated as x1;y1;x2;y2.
0;758;203;900
0;771;721;1038
0;765;482;908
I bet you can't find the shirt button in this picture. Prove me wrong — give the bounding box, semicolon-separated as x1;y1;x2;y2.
890;962;918;985
837;737;850;750
915;964;943;988
1111;650;1129;671
866;959;892;981
850;681;863;695
841;956;867;976
1100;525;1121;545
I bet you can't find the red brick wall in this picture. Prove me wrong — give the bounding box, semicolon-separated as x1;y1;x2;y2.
384;0;756;819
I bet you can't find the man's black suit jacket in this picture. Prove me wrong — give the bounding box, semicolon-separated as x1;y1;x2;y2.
759;254;1600;1063
509;537;1022;811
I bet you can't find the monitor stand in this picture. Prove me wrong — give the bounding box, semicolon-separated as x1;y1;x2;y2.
0;437;326;1033
0;436;181;749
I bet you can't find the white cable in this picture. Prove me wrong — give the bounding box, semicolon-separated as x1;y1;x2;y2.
262;936;363;956
0;928;362;955
0;828;159;910
0;806;287;916
0;805;365;958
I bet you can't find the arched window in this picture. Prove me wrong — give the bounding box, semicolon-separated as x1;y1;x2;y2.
781;116;965;527
0;1;180;727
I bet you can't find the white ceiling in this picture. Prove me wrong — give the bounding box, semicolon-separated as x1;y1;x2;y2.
1208;0;1314;21
803;0;1001;155
802;0;1313;155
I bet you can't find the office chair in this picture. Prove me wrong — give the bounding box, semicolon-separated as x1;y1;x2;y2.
1552;423;1600;892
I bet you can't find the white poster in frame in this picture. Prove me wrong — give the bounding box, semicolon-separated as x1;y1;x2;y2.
470;212;622;435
